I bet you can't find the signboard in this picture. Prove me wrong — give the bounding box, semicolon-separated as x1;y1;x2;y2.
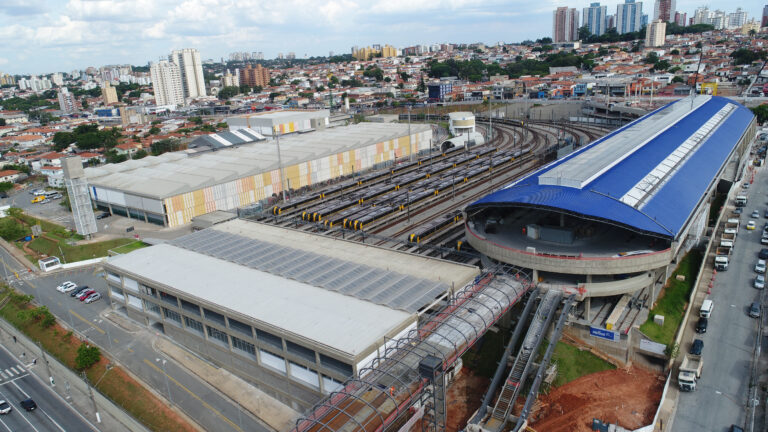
589;326;618;341
639;338;667;355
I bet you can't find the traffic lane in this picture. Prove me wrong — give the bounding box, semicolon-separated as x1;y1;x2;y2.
0;344;97;432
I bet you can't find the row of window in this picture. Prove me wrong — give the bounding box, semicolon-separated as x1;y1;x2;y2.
109;276;355;378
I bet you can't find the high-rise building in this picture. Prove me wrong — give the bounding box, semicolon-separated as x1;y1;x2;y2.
287;52;296;60
170;48;206;100
727;8;748;29
607;14;616;29
653;0;675;22
674;11;687;26
616;0;643;34
641;13;649;27
0;74;14;86
150;60;184;106
239;64;270;88
51;73;64;86
583;3;608;36
552;7;580;42
763;5;768;28
102;82;118;105
57;87;77;113
645;19;667;47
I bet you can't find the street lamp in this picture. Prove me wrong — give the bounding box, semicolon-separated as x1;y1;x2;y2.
156;358;172;405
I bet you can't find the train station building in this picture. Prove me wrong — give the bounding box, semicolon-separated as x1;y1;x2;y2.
465;96;757;360
103;219;478;410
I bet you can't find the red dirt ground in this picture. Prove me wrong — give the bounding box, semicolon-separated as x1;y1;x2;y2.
446;370;490;432
528;366;664;432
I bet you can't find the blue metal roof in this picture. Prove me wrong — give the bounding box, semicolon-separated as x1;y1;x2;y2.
468;96;755;239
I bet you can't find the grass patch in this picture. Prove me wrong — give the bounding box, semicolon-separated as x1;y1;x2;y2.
108;240;147;255
543;340;615;387
27;237;139;262
640;250;704;346
0;287;195;432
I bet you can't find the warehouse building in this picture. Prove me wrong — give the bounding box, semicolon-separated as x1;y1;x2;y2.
103;220;478;410
226;109;330;136
465;96;756;355
85;122;432;227
187;128;266;151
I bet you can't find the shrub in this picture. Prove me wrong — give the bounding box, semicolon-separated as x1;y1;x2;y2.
75;343;101;370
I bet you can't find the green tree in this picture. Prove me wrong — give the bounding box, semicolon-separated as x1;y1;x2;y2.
216;122;228;129
2;164;29;175
653;60;671;71
644;52;659;64
672;76;685;83
189;116;203;125
363;67;384;81
731;48;767;65
52;131;75;152
218;86;239;100
150;138;181;156
751;105;768;124
252;85;263;93
105;150;128;164
0;217;26;241
0;182;12;193
239;84;251;94
417;76;426;93
75;343;101;370
132;149;148;159
0;119;5;126
148;126;161;135
670;49;680;55
578;26;591;41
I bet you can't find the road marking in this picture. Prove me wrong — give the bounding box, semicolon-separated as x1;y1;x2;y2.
16;365;24;372
9;367;18;375
0;373;6;380
715;390;722;394
40;408;67;432
69;309;105;334
3;370;9;377
0;373;30;385
0;413;13;432
143;359;243;432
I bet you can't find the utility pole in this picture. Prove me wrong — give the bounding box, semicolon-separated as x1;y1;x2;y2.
83;372;101;423
274;127;288;202
37;342;53;386
408;105;414;162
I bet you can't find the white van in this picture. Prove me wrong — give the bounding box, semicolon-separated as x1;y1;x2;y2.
700;299;713;318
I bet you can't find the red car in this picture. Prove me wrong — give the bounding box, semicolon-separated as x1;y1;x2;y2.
78;290;95;301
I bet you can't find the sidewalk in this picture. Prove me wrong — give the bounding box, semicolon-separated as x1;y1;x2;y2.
0;317;146;432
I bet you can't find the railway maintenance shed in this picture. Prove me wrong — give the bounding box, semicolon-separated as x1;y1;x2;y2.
465;95;756;354
103;219;478;410
85;122;432;227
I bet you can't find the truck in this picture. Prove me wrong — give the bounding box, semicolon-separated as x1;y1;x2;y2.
715;247;730;270
678;355;704;392
736;195;748;207
721;232;736;243
724;222;740;236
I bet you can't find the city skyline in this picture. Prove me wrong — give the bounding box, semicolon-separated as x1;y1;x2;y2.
1;0;762;75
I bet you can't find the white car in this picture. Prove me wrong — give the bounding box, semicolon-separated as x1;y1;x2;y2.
84;292;101;304
0;400;10;415
757;260;766;274
56;281;77;293
756;275;765;289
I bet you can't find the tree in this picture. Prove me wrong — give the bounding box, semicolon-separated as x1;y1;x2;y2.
672;76;685;83
105;150;127;164
644;52;659;64
150;138;181;156
731;48;767;65
52;131;75;151
2;164;29;175
536;37;553;44
132;149;148;159
252;85;263;93
653;60;671;71
216;122;228;129
189;116;203;125
81;98;88;110
149;126;161;135
752;105;768;124
399;71;410;82
218;86;239;100
670;49;680;55
0;217;26;241
239;84;251;95
0;119;5;126
75;343;101;370
578;26;591;41
363;67;384;81
417;76;426;93
0;182;12;193
269;92;281;101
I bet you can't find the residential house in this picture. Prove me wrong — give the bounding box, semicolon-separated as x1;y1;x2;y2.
0;169;22;183
39;166;64;187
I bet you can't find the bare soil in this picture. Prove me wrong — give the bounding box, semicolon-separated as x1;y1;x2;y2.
528;366;664;432
445;370;490;432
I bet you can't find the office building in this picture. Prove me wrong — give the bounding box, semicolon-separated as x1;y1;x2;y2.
583;3;608;36
51;73;64;86
239;64;270;88
150;60;184;106
646;19;667;47
102;82;118;105
616;0;643;34
170;48;206;100
57;87;77;113
552;7;580;42
653;0;675;22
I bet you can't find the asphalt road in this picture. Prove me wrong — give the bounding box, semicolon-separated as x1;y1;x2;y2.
0;342;97;432
0;245;269;432
5;187;75;230
674;170;765;431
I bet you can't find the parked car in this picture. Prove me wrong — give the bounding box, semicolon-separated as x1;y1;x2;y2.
95;212;111;220
759;249;768;259
747;220;756;230
756;275;765;289
689;339;704;355
749;302;761;318
30;196;45;204
51;193;63;200
756;260;766;274
695;317;708;333
70;286;90;298
0;400;11;415
29;189;44;195
78;289;95;301
55;281;76;293
761;235;768;245
764;210;768;218
84;292;101;304
752;210;760;218
19;398;36;411
735;207;743;215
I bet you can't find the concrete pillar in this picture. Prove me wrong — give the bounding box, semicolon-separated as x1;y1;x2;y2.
584;296;591;322
532;269;539;284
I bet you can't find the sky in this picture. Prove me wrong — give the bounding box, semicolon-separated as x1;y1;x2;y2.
0;0;762;75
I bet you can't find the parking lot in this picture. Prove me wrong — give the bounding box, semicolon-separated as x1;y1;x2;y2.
4;187;75;230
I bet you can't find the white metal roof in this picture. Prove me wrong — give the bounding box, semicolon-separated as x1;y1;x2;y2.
85;123;430;199
107;243;413;358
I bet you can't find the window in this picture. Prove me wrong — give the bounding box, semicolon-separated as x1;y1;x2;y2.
289;361;319;389
160;291;178;307
322;375;343;394
144;300;161;317
232;336;256;358
180;299;200;316
206;325;229;345
259;349;286;374
163;307;181;325
110;286;125;302
228;318;252;337
256;329;283;350
126;294;142;310
320;354;353;377
123;277;139;292
287;341;316;363
203;308;226;326
106;272;121;283
184;316;203;334
140;284;157;297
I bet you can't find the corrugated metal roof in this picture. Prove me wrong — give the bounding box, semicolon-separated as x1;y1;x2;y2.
468;96;756;239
